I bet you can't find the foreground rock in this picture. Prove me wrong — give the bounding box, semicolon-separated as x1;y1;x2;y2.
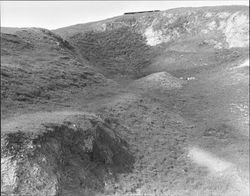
1;111;134;196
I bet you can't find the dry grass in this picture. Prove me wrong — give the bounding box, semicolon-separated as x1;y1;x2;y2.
1;28;114;115
69;27;155;78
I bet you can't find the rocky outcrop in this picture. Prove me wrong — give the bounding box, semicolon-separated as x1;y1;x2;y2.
141;7;249;48
1;112;134;196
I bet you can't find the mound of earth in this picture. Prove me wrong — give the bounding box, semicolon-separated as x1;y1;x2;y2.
130;72;186;91
1;28;117;117
1;111;134;196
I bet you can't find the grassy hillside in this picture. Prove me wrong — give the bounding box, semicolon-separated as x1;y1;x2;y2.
54;5;249;49
1;5;249;196
69;27;155;78
53;5;249;79
54;6;248;40
1;28;115;116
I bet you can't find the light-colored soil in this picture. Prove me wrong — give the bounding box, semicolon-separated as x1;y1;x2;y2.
188;147;249;196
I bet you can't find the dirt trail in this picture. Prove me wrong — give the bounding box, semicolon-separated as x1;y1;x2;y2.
1;111;85;133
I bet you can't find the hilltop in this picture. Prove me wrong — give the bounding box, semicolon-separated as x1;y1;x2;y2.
53;6;249;78
55;5;249;46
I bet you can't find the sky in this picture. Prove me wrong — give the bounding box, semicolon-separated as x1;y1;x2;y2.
1;1;249;30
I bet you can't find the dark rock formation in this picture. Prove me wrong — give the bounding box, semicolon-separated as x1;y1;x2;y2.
1;112;134;196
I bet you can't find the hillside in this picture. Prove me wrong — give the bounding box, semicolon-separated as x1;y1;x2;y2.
1;28;117;118
54;5;249;48
53;6;249;79
1;5;249;196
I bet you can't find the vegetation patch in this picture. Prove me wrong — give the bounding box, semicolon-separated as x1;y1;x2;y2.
69;27;155;78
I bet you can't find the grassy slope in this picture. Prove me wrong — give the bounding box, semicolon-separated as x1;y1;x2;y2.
1;5;249;196
53;5;248;79
52;6;249;195
1;28;116;118
69;27;155;79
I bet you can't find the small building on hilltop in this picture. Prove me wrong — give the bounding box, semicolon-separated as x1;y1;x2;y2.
124;10;160;15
